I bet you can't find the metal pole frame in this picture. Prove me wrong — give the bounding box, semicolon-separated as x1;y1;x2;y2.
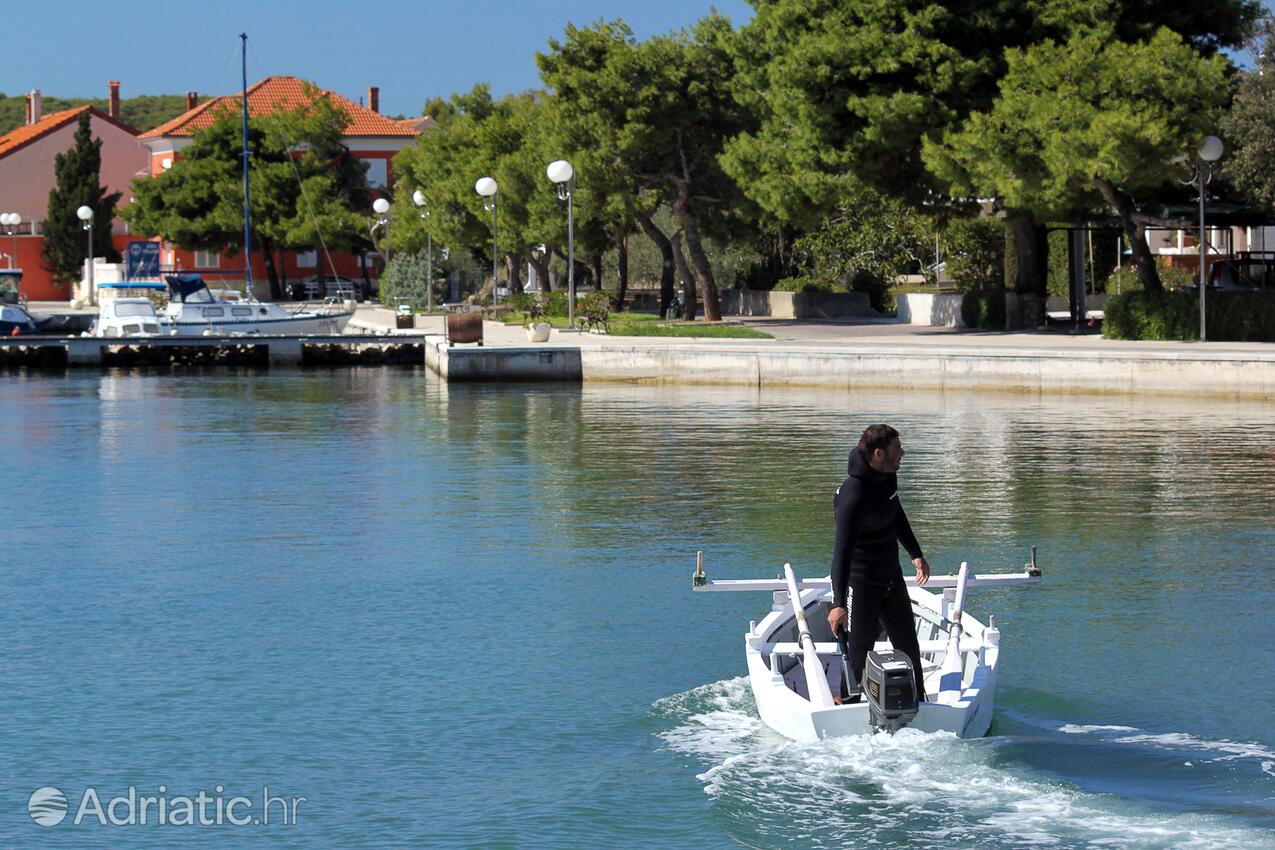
1198;162;1207;342
490;198;498;310
240;33;253;294
567;176;575;330
426;230;433;313
84;218;94;305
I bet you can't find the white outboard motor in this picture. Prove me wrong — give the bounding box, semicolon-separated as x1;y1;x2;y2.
864;650;919;733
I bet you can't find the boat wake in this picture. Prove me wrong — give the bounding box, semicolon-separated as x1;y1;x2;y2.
652;679;1275;850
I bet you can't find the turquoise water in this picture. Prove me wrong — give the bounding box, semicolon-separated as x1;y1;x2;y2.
2;370;1273;848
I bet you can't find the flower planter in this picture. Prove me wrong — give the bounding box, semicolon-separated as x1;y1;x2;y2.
526;322;551;342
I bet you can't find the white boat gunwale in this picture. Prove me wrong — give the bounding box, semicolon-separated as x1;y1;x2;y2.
692;550;1042;742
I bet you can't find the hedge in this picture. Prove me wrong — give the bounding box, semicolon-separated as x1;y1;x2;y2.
960;289;1006;330
774;276;834;293
1104;290;1275;341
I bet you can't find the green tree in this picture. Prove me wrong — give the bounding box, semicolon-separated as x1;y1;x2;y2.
790;192;936;310
723;0;1259;295
42;112;121;282
1224;19;1275;215
923;27;1230;291
391;86;560;298
538;16;752;321
122;93;370;299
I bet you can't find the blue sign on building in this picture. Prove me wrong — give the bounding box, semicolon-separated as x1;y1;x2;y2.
125;241;161;280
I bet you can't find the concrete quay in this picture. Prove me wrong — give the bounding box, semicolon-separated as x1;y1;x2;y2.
357;307;1275;399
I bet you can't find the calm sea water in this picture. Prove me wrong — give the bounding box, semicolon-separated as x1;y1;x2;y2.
1;369;1273;849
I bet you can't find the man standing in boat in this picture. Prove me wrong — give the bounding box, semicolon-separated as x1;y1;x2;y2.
827;424;930;702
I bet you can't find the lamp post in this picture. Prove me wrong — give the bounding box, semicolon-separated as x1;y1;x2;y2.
77;205;95;304
475;177;498;308
547;160;575;329
1196;135;1224;342
412;189;434;313
1;213;19;268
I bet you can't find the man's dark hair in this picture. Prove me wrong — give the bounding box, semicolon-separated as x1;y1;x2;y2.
857;424;899;456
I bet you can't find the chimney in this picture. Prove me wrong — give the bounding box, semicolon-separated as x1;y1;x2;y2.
186;91;198;112
25;89;42;125
368;86;380;114
108;81;121;119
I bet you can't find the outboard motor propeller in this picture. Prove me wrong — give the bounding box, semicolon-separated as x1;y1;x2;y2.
864;650;919;733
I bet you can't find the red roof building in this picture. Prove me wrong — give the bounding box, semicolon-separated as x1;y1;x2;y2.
0;85;146;299
136;77;423;292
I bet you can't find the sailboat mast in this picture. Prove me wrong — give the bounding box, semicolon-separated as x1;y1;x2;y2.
240;32;252;291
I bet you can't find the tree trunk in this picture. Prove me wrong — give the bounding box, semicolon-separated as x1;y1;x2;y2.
1009;215;1048;295
638;212;676;319
671;230;698;321
505;254;522;294
529;252;551;293
616;229;629;312
257;233;281;300
591;254;603;293
1096;179;1163;292
676;205;721;321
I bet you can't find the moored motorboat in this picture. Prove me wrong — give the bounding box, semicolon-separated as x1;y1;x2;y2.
88;297;164;337
162;275;352;336
692;551;1041;742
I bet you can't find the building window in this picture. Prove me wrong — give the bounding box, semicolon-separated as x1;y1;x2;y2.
361;158;388;188
297;250;317;268
195;250;221;268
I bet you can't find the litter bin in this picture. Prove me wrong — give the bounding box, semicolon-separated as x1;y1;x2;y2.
395;304;415;329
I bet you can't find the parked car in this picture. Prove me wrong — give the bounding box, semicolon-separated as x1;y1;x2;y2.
299;275;364;302
0;303;46;336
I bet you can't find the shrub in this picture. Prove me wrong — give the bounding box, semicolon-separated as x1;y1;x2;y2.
1105;290;1275;341
774;276;834;293
508;291;569;316
960;289;1006;330
943;218;1005;292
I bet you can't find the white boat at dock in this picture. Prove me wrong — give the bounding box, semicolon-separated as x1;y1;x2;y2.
88;296;164;337
162;275;352;336
692;551;1042;741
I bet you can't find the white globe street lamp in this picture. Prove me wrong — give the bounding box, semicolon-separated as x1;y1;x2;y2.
475;177;498;308
1196;135;1223;342
411;190;434;313
1;213;20;270
77;206;95;305
547;160;576;329
369;197;393;273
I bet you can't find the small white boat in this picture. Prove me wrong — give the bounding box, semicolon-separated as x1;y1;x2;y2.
162;275;352;336
692;551;1042;742
89;297;164;338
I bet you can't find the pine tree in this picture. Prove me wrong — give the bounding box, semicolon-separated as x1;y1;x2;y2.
43;112;122;282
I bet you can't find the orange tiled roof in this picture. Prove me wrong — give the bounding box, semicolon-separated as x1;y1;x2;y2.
0;105;137;160
139;76;419;139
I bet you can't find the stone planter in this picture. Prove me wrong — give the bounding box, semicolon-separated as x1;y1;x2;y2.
526;322;552;342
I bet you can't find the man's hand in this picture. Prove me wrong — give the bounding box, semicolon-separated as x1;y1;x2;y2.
827;605;847;635
913;556;931;586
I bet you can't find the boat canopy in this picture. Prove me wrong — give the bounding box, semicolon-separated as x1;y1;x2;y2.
165;275;214;303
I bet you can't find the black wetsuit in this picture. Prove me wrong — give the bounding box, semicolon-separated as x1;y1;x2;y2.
831;447;927;700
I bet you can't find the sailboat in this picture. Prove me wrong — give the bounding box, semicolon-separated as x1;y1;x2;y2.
163;33;352;337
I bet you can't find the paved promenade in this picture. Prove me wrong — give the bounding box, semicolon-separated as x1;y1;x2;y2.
348;305;1275;398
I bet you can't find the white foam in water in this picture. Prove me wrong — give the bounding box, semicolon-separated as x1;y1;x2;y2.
655;680;1275;849
1059;724;1140;734
1109;732;1275;764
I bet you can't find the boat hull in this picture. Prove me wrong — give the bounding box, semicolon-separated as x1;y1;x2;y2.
746;583;999;742
164;312;352;336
